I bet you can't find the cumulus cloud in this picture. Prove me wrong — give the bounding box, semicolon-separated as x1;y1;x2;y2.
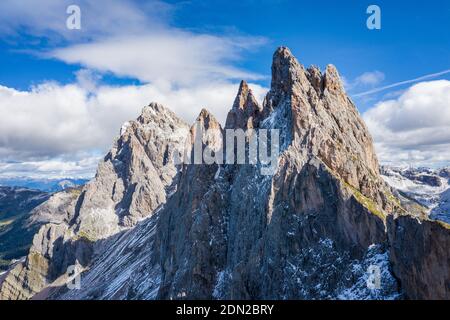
363;80;450;166
0;0;270;178
0;79;267;176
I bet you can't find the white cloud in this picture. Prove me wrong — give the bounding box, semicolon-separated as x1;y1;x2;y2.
355;71;385;87
363;80;450;166
75;69;101;92
51;31;267;86
0;156;101;179
344;71;385;92
0;79;267;177
0;0;171;39
353;69;450;98
0;0;267;86
0;0;269;178
0;83;99;159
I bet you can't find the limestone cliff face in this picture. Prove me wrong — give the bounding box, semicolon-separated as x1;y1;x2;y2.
153;48;448;300
0;103;189;300
267;47;393;212
0;189;84;300
155;47;400;300
2;47;449;300
157;109;226;299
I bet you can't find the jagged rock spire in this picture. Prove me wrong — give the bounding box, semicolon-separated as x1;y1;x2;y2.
306;65;323;94
191;108;222;132
261;46;393;214
184;109;223;164
271;47;305;91
322;64;346;98
225;80;262;129
269;47;347;103
264;47;310;114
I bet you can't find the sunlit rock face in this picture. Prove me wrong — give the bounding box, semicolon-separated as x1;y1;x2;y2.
225;80;263;130
0;103;189;300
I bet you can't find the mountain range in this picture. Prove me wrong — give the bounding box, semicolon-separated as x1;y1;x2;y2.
0;178;88;193
381;167;450;222
0;187;50;271
0;47;449;300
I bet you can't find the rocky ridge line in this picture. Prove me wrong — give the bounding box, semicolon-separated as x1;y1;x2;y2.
1;47;449;300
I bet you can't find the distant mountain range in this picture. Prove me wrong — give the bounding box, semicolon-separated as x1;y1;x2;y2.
0;178;88;193
0;178;88;271
381;166;450;223
0;187;50;271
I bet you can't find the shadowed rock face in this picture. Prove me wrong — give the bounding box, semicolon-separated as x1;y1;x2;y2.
0;187;50;271
387;216;450;299
2;47;449;300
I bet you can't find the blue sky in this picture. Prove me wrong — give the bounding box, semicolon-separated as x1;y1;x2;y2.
0;0;450;178
2;0;450;106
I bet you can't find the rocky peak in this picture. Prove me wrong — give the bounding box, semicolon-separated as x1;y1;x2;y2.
0;102;190;300
116;102;190;186
322;64;345;96
92;102;190;228
136;102;183;126
233;80;252;109
225;81;262;129
267;47;347;107
197;108;221;129
185;109;223;164
270;47;306;92
266;47;310;112
306;65;323;94
191;108;222;140
260;47;391;213
137;102;162;124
